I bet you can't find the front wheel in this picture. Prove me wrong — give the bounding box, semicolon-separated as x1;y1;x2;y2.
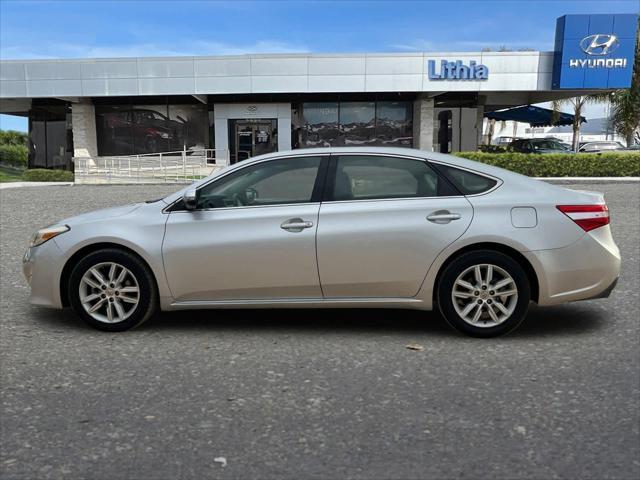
68;249;158;331
437;250;531;337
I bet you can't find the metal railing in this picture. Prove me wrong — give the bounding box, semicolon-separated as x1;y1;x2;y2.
74;148;228;184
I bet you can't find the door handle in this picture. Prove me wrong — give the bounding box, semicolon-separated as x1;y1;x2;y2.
281;218;314;232
427;211;461;224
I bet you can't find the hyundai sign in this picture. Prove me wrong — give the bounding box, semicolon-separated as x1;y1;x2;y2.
553;14;638;89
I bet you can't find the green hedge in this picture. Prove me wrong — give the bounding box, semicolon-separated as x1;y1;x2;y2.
22;169;74;182
454;152;640;177
0;144;28;168
477;144;508;153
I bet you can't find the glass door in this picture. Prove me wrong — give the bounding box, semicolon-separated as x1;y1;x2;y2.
236;124;253;162
231;120;278;164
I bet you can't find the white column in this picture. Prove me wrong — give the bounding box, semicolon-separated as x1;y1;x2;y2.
276;103;292;152
413;97;434;151
213;104;231;165
71;100;97;158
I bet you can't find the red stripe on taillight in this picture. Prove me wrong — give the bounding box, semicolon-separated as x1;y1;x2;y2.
556;204;609;232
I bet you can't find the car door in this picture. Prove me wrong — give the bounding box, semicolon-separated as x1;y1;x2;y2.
316;154;474;298
162;155;327;303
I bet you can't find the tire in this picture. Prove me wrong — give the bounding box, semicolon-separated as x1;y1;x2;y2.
437;250;530;338
68;248;158;332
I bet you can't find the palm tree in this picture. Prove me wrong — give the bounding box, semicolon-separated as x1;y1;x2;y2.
551;94;610;151
608;19;640;147
609;89;640;147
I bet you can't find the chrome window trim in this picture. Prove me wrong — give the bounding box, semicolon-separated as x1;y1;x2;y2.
168;202;322;214
319;195;465;206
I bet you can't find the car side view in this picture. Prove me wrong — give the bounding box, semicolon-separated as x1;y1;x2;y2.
23;147;620;337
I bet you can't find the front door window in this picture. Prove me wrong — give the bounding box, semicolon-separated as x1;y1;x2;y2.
196;156;322;209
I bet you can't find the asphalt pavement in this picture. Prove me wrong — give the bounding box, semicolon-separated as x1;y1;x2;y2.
1;182;639;480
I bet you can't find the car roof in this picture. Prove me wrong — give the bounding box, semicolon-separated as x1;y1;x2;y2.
245;146;454;162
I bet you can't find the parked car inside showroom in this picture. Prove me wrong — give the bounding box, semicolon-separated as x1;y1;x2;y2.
23;147;620;337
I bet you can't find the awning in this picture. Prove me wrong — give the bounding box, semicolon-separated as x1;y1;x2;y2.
484;105;586;127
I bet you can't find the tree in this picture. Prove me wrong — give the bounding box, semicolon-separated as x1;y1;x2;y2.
0;130;28;147
608;18;640;147
551;94;610;151
484;118;495;145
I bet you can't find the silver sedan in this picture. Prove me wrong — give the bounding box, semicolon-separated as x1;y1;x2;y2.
23;147;620;337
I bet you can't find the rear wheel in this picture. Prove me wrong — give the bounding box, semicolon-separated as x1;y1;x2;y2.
437;250;530;337
68;249;157;331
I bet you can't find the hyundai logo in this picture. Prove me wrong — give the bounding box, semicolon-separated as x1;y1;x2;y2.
580;34;620;55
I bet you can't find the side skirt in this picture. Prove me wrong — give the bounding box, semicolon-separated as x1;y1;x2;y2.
166;297;429;311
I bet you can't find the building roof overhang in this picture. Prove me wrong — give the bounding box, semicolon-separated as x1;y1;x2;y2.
1;51;561;102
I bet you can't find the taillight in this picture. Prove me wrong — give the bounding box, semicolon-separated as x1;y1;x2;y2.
556;204;609;232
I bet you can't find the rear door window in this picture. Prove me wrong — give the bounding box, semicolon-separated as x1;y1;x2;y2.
329;155;457;201
434;164;498;195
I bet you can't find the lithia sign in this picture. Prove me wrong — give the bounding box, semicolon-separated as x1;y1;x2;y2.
427;60;489;80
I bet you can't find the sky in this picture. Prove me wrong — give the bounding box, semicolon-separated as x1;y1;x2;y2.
1;0;638;132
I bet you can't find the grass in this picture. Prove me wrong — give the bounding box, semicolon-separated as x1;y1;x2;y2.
0;165;24;182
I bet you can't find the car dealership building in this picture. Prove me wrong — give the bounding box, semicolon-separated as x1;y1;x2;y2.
0;13;637;171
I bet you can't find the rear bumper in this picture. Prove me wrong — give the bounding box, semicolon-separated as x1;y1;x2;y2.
583;276;618;300
525;226;621;306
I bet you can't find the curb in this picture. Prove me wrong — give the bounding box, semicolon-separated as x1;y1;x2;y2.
538;177;640;184
0;182;74;190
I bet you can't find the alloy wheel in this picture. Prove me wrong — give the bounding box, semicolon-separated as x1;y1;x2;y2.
79;262;140;324
451;263;518;328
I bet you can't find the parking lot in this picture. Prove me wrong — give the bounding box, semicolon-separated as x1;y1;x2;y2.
1;182;639;480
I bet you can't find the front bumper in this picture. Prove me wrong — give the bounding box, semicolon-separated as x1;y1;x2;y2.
525;226;621;306
22;239;64;308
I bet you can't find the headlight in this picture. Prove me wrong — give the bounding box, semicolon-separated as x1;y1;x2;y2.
29;225;70;248
159;132;170;139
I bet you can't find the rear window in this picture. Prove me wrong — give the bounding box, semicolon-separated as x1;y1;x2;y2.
435;164;498;195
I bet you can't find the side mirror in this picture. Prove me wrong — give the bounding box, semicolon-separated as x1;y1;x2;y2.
183;188;198;210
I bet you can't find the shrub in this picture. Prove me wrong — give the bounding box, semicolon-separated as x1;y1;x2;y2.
453;152;640;177
0;144;28;168
22;169;74;182
477;144;507;153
